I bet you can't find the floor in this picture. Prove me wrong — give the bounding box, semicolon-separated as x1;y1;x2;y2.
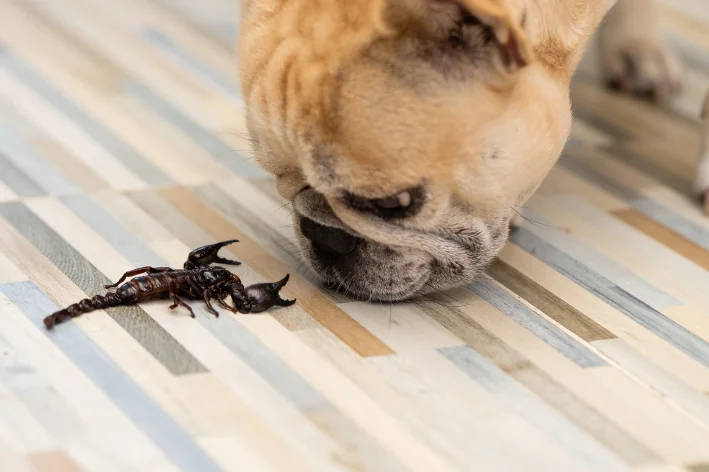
0;1;709;471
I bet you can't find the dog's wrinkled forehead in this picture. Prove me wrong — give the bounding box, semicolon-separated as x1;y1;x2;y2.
240;0;599;212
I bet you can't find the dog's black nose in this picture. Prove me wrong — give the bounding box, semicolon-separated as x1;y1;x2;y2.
300;217;358;255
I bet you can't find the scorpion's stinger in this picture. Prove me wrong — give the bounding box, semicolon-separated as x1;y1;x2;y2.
186;239;241;268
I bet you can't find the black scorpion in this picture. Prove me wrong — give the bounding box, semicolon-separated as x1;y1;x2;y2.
43;240;295;329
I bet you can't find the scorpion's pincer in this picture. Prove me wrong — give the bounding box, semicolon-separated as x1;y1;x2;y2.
233;274;296;314
187;239;241;267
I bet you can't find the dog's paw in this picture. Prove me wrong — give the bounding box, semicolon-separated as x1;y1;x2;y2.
695;160;709;216
600;38;683;101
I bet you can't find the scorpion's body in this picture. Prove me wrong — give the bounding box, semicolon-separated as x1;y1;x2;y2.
43;240;295;329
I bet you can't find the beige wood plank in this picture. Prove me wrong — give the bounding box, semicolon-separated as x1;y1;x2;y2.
0;386;56;454
0;4;212;187
88;0;236;79
240;315;458;472
0;441;37;472
642;187;709;233
29;451;84;472
65;297;302;470
442;289;709;463
527;195;709;310
369;349;603;472
0;251;28;283
17;200;352;471
197;436;299;472
594;339;709;430
663;306;709;345
0;70;145;192
92;191;175;245
499;242;709;392
339;301;465;352
612;208;709;270
537;166;628;211
487;259;616;342
30;137;109;193
0;181;18;202
0;294;178;472
294;326;580;471
28;0;232;132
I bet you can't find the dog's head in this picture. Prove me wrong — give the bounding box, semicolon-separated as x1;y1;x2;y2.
238;0;606;300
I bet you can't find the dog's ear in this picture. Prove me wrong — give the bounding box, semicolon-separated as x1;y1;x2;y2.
385;0;534;74
463;0;532;70
438;0;533;72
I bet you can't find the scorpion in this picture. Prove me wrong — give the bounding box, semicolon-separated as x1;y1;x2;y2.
43;240;295;329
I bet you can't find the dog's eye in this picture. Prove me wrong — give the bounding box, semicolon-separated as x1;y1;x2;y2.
346;187;425;219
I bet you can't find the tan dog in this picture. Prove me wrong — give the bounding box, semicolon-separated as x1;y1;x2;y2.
237;0;687;301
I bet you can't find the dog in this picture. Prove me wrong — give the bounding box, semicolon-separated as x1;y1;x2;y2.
237;0;696;302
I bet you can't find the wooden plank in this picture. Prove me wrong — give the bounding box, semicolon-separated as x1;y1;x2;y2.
0;200;206;376
28;451;85;472
487;259;616;342
613;208;709;270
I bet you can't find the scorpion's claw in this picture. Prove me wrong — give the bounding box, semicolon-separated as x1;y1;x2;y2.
273;274;290;290
241;274;294;313
187;239;241;267
277;297;296;307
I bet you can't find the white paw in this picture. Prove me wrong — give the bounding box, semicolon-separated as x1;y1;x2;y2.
697;91;709;216
600;38;683;100
695;159;709;216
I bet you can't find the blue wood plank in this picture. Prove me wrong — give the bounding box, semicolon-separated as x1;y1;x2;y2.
0;152;44;197
60;194;165;268
0;127;79;196
632;197;709;251
439;345;626;472
0;50;172;186
0;201;206;376
470;277;607;368
0;281;224;472
141;29;241;99
511;227;709;367
124;80;266;179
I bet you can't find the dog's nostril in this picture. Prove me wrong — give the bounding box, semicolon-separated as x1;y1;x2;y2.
300;217;358;255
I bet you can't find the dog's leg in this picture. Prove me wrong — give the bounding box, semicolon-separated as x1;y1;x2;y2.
696;92;709;215
598;0;683;100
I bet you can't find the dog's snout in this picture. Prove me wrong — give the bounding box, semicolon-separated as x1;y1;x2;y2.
300;217;358;255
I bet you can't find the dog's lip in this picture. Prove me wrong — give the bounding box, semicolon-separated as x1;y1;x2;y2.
293;186;486;274
329;264;432;302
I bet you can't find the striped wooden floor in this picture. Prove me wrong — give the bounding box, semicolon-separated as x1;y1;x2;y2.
1;1;709;471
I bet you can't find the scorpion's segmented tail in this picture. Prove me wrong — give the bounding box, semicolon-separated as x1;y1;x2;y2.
44;293;123;329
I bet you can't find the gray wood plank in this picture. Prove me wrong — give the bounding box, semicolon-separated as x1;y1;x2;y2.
0;201;206;376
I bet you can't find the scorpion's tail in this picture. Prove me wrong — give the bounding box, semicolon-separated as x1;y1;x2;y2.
43;292;123;329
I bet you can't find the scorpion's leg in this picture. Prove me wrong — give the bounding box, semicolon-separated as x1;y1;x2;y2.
104;266;173;289
203;290;219;317
168;280;196;318
187;279;220;317
186;240;241;268
210;280;237;313
216;293;237;313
